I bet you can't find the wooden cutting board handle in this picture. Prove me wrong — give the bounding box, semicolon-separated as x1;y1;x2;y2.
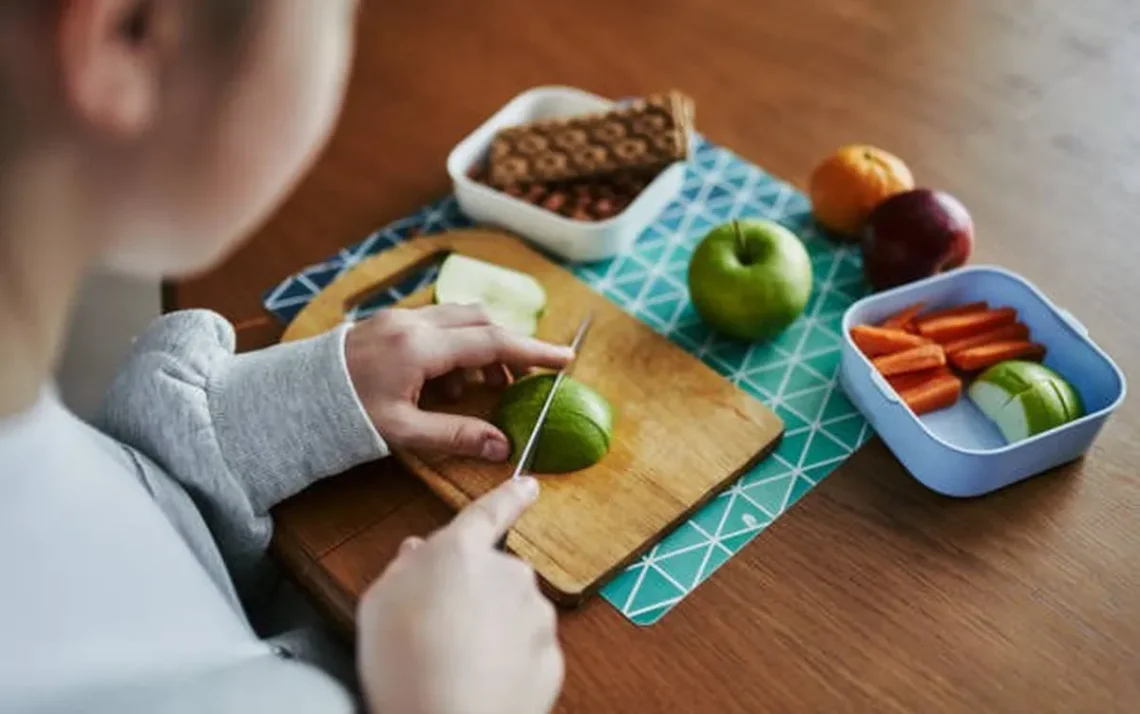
281;229;526;343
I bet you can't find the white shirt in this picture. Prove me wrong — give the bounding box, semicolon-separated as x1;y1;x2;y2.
0;389;350;713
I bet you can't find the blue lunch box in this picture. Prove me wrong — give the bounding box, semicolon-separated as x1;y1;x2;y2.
839;265;1127;497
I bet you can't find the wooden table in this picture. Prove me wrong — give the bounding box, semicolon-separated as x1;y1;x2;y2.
171;1;1140;711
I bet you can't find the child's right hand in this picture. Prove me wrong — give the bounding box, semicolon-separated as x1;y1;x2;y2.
356;476;563;714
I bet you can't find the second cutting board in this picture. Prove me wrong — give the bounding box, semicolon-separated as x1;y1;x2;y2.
281;229;784;604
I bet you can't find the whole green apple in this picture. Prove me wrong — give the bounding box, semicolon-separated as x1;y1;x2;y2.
687;218;813;341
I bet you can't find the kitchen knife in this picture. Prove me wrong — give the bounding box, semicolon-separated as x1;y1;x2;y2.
509;311;594;479
495;311;594;550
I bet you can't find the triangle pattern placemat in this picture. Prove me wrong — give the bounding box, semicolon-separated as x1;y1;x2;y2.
263;135;873;625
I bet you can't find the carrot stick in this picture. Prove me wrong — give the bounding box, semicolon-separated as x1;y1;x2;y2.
916;307;1018;344
900;373;963;415
879;302;925;332
872;344;946;376
949;341;1046;372
850;325;931;357
912;301;990;328
943;322;1031;355
887;365;953;393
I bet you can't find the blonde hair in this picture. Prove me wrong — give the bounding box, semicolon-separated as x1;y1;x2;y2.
0;0;256;158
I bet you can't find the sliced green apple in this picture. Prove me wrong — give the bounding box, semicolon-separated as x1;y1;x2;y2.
434;254;547;336
493;373;614;474
967;360;1084;444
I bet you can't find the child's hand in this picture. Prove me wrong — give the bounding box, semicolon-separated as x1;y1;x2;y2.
344;305;574;460
356;476;563;714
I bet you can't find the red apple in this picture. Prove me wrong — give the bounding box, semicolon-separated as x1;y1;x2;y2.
861;188;974;291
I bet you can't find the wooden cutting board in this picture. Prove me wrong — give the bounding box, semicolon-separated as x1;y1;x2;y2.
281;229;784;605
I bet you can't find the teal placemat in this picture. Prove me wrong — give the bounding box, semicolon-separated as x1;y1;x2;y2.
263;136;873;626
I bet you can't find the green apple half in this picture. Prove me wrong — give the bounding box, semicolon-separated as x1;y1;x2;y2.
435;254;546;336
967;360;1084;444
493;373;614;474
687;219;814;341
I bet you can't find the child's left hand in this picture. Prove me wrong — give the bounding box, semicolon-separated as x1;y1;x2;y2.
344;304;575;461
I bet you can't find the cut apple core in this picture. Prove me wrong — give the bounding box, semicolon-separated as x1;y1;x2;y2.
434;253;547;337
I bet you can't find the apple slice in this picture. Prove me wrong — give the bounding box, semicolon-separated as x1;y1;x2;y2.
435;254;547;336
967;360;1084;444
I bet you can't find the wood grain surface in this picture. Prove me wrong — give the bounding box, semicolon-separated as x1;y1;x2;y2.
278;229;783;602
172;0;1140;711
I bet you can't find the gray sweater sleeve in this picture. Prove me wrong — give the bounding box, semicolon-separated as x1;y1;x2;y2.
97;309;388;595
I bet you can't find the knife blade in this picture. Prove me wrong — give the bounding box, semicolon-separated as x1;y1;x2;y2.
495;311;594;552
510;311;594;480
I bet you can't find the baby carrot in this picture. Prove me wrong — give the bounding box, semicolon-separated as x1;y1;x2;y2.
850;325;931;357
899;373;963;415
912;301;990;328
949;341;1046;372
916;307;1018;344
942;322;1031;355
879;302;925;332
886;365;953;393
872;344;946;376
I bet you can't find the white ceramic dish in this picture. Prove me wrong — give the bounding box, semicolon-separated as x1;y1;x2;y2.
446;85;688;262
839;265;1126;497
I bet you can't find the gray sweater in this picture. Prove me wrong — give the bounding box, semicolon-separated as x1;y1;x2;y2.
1;309;386;712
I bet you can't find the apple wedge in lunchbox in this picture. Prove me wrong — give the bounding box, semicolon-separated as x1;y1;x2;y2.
968;361;1084;444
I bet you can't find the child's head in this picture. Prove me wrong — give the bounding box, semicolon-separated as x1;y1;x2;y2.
0;0;357;277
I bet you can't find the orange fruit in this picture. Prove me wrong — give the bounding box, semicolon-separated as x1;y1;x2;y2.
809;145;914;239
